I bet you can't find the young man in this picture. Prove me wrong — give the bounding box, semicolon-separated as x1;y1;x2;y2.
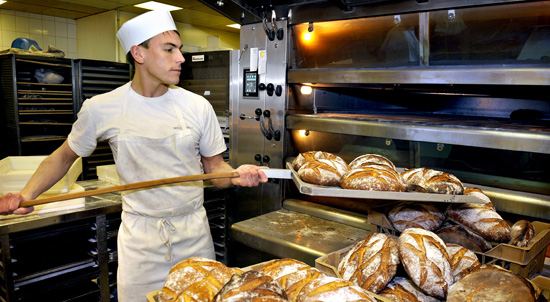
0;10;267;300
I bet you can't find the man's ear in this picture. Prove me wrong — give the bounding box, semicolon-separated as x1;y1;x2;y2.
130;45;145;64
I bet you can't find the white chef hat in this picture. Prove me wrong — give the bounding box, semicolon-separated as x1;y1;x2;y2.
117;10;178;54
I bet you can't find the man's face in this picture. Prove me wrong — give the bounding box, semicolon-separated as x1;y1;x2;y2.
139;31;184;86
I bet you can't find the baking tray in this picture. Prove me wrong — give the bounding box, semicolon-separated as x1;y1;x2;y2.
288;162;486;204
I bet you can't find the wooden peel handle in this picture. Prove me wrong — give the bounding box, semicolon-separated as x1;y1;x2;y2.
20;171;240;208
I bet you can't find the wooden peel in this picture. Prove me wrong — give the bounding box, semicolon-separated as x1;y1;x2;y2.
20;171;239;208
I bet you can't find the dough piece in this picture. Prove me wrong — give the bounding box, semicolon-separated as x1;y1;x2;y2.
340;165;405;192
295;275;377;302
397;228;453;300
379;276;442;302
388;202;445;232
401;168;464;195
213;270;288;302
447;265;538;302
446;243;481;282
292;151;347;171
338;233;399;293
298;158;350;186
436;222;493;252
509;220;536;247
349;154;397;170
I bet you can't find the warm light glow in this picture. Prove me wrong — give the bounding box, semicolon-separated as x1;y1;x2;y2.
298;130;310;137
134;1;182;11
226;24;241;29
0;1;6;5
300;86;313;95
302;32;313;42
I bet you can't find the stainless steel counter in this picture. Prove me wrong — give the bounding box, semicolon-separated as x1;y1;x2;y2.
0;180;122;235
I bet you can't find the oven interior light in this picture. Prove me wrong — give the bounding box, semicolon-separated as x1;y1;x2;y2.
299;130;310;137
302;32;313;42
300;85;313;95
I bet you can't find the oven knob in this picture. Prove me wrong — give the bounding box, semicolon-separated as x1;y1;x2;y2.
263;110;270;118
254;154;262;162
262;155;270;163
275;85;282;97
255;108;263;117
266;83;275;96
259;83;266;91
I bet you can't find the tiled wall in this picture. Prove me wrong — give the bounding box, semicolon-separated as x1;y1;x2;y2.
0;9;77;59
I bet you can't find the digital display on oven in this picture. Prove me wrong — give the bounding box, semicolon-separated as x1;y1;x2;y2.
243;69;259;97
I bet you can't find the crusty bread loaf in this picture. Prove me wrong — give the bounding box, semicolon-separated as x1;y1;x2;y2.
447;265;538;302
388;202;444;232
340;165;405;191
338;233;399;293
292;151;347;171
349;154;396;170
401;168;464;195
260;258;311;280
446;196;511;243
379;276;441;302
276;268;324;302
436;222;493;252
509;220;535;247
213;270;288;302
464;187;493;205
397;228;453;300
158;257;243;302
446;243;481;283
178;265;240;302
295;275;377;302
298;158;350;186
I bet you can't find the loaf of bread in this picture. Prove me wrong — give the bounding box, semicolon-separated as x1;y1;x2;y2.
436;222;493;252
158;257;243;302
388;202;444;232
338;233;399;293
509;220;535;247
349;154;396;170
276;268;324;302
379;276;442;302
295;275;377;302
298;158;350;186
397;228;453;300
446;243;481;283
260;258;312;280
292;151;347;171
446;193;511;243
213;270;288;302
340;165;405;191
463;187;492;205
401;168;464;195
447;265;539;302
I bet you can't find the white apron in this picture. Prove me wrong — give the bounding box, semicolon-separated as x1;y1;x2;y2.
114;86;215;301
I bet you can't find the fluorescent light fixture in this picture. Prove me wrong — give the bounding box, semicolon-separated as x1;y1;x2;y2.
0;1;6;5
226;24;241;29
134;1;182;11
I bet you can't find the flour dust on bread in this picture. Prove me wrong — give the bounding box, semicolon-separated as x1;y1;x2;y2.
295;275;377;302
388;202;445;232
298;158;350;186
213;270;288;302
436;221;493;252
340;165;405;191
379;276;442;302
446;243;481;283
400;168;464;195
509;220;535;247
292;151;347;171
349;154;397;170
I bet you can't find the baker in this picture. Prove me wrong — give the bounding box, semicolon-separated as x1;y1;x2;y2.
0;10;267;301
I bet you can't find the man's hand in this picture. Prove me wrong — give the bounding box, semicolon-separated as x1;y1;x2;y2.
0;193;34;215
231;164;268;187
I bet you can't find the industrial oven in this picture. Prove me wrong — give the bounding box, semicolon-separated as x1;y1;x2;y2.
200;0;550;267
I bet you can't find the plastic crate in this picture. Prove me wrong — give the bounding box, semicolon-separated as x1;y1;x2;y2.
532;275;550;301
97;164;120;185
367;207;550;278
146;290;160;302
0;156;82;194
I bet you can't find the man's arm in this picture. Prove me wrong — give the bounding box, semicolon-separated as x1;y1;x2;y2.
201;154;267;188
0;140;80;215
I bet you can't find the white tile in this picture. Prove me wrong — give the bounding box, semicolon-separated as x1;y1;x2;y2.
2;14;15;31
0;9;15;16
2;31;17;49
29;13;42;20
29;18;42;35
42;15;54;21
55;36;68;51
55;21;68;37
15;16;29;33
54;17;67;23
67;23;76;39
67;19;76;25
15;32;30;39
68;38;77;53
43;35;56;48
43;20;55;36
0;14;2;31
67;52;77;59
0;31;3;49
15;11;29;17
29;34;44;50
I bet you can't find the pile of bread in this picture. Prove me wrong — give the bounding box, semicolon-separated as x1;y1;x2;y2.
292;151;464;194
157;256;379;302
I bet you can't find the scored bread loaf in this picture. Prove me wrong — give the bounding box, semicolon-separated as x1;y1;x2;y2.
177;265;240;302
292;151;347;171
397;228;453;300
349;154;397;170
388;202;445;232
340;165;405;192
447;265;539;302
401;168;464;195
445;188;511;243
509;220;535;247
213;270;288;302
298;158;350;186
379;276;442;302
436;222;493;252
276;268;324;302
260;258;312;280
446;243;481;283
338;233;400;293
295;275;377;302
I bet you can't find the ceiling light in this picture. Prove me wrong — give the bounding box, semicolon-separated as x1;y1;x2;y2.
226;24;241;29
0;1;6;5
134;1;182;11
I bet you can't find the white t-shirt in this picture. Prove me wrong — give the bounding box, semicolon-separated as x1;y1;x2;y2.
68;82;226;165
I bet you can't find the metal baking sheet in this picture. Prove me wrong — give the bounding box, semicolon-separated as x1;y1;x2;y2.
287;162;487;204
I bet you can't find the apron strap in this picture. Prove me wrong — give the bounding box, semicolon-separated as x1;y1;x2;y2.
157;218;177;263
